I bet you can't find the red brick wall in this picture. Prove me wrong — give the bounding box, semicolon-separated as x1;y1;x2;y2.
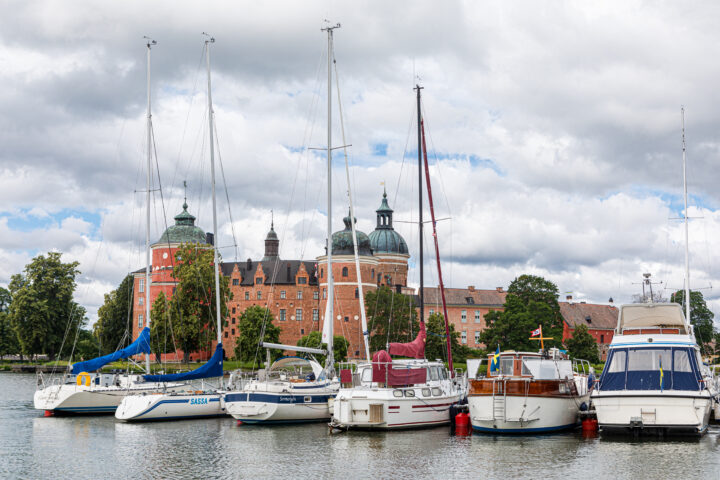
562;322;614;361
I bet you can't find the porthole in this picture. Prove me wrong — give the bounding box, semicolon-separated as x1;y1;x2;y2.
421;388;431;397
431;387;442;396
404;389;415;398
304;396;312;403
393;390;403;398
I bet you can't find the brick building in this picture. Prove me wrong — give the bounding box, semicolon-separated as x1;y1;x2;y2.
560;296;618;361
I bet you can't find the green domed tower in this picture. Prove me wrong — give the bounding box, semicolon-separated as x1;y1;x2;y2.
368;189;410;288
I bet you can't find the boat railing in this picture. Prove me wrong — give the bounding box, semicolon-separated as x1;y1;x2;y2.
572;359;591;376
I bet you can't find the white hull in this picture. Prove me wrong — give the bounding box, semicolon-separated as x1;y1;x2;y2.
468;393;589;433
224;383;338;424
34;382;187;414
332;388;461;430
592;391;712;434
115;392;225;421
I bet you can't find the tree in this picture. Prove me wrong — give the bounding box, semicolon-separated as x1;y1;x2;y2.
234;306;281;363
0;288;20;359
74;329;100;361
365;286;419;353
670;290;715;352
93;275;134;355
296;331;349;363
479;274;563;352
425;312;472;363
169;243;232;363
8;252;86;360
149;292;174;363
564;324;600;363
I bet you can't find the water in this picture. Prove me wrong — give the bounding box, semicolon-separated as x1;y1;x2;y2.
2;373;720;479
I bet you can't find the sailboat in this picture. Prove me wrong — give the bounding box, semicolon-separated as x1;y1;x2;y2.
33;38;188;415
116;34;228;421
591;109;716;435
222;24;348;425
329;86;467;430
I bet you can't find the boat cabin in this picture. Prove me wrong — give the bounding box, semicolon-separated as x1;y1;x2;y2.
486;351;573;380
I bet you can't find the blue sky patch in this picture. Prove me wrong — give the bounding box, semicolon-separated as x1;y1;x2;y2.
372;142;388;156
3;208;102;238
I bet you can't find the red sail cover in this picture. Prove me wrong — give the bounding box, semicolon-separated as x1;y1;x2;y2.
372;350;428;386
388;321;426;359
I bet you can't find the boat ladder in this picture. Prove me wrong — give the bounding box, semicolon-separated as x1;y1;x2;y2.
492;379;506;421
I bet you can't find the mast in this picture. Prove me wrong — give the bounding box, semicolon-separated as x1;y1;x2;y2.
204;33;223;346
144;37;156;375
322;23;340;374
415;84;424;328
681;107;691;325
420;119;454;374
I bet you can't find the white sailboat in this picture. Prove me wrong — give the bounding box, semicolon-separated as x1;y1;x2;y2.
330;86;467;430
223;24;347;425
591;109;716;435
33;38;188;415
116;34;228;422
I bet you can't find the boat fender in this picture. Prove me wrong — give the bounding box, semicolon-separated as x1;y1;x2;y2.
587;373;595;390
455;412;470;427
76;372;91;387
579;402;588;412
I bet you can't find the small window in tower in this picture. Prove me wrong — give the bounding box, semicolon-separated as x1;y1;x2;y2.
245;291;249;300
342;267;348;277
296;309;302;322
257;291;262;300
231;328;235;335
232;278;239;286
138;314;143;329
280;291;286;299
298;277;307;284
344;316;349;322
279;309;286;321
138;297;144;306
377;273;381;284
232;317;236;325
313;309;319;321
320;268;323;278
323;289;327;299
371;268;375;278
313;291;319;300
256;277;263;284
355;288;359;299
224;331;228;338
297;290;303;300
139;278;145;293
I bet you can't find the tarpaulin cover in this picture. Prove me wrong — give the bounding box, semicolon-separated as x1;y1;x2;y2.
372;350;428;386
71;327;151;374
388;321;426;359
143;344;224;382
599;346;702;391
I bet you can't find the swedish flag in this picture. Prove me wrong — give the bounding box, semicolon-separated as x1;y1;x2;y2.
490;345;501;373
659;356;664;392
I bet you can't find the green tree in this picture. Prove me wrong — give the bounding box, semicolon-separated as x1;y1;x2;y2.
425;312;472;363
0;288;20;359
234;306;281;363
170;243;231;363
8;252;86;360
366;286;419;353
93;274;134;355
149;291;174;363
564;324;600;363
670;290;715;352
74;328;100;361
297;330;349;363
479;274;563;352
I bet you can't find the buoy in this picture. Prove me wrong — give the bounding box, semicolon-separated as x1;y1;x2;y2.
581;418;598;432
455;412;470;428
236;420;243;426
44;410;54;417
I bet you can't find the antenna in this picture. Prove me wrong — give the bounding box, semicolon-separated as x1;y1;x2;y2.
202;32;215;43
143;36;157;48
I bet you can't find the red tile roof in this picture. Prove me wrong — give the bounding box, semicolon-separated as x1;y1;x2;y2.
421;287;507;307
560;302;618;330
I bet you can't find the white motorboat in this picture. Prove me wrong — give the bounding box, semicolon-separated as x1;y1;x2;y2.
468;350;591;434
591;302;714;435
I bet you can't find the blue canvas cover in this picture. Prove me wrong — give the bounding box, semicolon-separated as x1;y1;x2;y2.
599;346;702;391
143;344;224;382
71;327;151;374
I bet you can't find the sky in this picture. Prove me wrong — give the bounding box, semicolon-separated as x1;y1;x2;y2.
2;0;720;327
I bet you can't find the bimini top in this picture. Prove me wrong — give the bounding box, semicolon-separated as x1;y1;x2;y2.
616;303;688;334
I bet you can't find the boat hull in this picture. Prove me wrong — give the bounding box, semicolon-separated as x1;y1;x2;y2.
224;391;335;423
592;391;712;435
115;392;225;421
468;393;588;433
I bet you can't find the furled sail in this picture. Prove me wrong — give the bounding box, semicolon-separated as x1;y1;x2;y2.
372;350;427;386
71;327;151;374
388;321;426;359
143;344;224;382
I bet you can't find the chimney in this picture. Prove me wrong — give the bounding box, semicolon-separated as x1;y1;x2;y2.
206;232;214;246
566;294;573;302
468;285;475;292
608;297;614;304
496;287;503;293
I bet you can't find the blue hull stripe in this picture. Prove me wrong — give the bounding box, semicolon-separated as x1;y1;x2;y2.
239;418;329;425
127;414;228;422
472;422;579;434
132;397;220;418
54;406;117;413
225;393;332;404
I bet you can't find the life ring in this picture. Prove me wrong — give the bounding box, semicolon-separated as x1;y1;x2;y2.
77;372;92;387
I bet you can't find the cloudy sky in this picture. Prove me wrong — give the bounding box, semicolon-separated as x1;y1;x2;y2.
2;0;720;326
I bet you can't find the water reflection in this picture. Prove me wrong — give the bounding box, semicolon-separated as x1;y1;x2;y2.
3;373;720;479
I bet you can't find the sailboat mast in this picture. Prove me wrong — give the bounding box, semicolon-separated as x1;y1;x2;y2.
323;23;340;372
205;34;222;345
144;38;156;375
416;85;424;328
681;107;691;325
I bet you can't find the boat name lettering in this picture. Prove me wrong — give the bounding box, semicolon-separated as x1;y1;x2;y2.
190;398;208;405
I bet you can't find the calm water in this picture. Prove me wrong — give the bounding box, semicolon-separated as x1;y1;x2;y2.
2;373;720;479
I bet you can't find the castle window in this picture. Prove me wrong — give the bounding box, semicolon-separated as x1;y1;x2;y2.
301;329;305;335
313;309;319;321
138;297;144;306
245;291;249;300
313;291;319;300
224;331;228;338
323;289;327;299
279;309;286;321
461;331;467;344
280;291;286;299
139;278;145;293
355;288;359;298
461;310;467;323
377;273;381;284
371;268;375;278
232;278;239;286
342;267;348;277
231;328;235;335
232;317;236;325
344;316;349;322
298;277;307;284
257;291;262;300
296;309;302;322
138;314;143;329
474;331;481;344
475;311;481;323
297;290;303;300
320;268;323;278
256;277;263;284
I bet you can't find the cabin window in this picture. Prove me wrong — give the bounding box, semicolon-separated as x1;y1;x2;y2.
280;291;286;299
607;350;626;373
421;388;431;397
521;357;533;376
432;387;442;396
393;390;403;398
404;389;415;398
673;349;692;372
429;367;439;381
361;368;372;383
500;357;513;376
628;349;670;371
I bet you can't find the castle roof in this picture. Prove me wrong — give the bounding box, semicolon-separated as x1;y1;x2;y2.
368;190;408;255
153;201;208;246
330;211;373;256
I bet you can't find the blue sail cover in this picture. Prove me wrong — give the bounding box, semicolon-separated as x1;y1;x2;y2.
72;327;152;374
143;344;224;382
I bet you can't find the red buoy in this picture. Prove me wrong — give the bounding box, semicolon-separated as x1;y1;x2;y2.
44;410;54;417
581;418;598;432
455;412;470;427
236;420;243;426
